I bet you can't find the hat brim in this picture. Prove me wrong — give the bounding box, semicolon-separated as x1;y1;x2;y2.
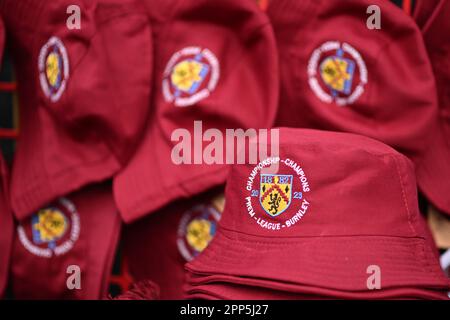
114;121;230;223
186;228;450;293
185;272;450;300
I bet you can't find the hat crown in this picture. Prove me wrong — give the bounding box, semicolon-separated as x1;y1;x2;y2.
219;128;423;239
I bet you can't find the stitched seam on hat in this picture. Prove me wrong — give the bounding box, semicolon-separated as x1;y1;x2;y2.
186;258;444;292
126;165;228;214
392;154;417;236
417;241;446;283
12;153;117;199
206;237;442;281
216;226;427;243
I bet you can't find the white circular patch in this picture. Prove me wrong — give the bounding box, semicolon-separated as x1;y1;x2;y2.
307;41;368;106
162;46;220;107
17;198;80;258
38;36;70;102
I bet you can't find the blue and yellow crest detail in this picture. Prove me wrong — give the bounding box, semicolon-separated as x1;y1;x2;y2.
17;198;80;258
259;174;293;217
307;41;367;106
171;56;210;97
45;50;64;93
163;47;220;107
186;215;216;253
38;37;69;102
32;207;69;249
177;200;223;261
319;48;355;96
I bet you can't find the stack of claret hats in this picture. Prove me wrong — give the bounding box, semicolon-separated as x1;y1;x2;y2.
0;0;152;299
0;0;278;299
116;0;278;299
184;128;450;299
184;0;450;299
0;0;448;300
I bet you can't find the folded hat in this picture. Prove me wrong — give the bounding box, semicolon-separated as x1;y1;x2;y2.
124;189;224;299
267;0;439;189
0;0;153;219
186;128;450;299
185;272;450;300
11;182;121;299
414;0;450;216
0;154;13;298
113;0;279;223
185;277;449;300
111;280;160;300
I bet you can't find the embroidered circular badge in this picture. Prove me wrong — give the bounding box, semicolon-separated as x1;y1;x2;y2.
162;46;220;107
245;157;311;231
177;201;222;261
17;198;80;258
38;36;69;102
307;41;368;106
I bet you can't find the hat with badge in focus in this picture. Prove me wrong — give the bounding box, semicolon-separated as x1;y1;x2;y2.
185;128;450;299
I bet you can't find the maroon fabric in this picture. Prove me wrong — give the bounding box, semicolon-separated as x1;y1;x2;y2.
267;0;439;199
413;0;441;30
111;280;160;300
11;183;121;299
415;0;450;216
185;276;449;300
0;154;13;298
186;128;450;299
113;0;279;223
124;189;224;299
0;0;152;219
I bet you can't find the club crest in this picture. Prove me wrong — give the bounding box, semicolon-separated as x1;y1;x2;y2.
38;37;69;102
308;41;367;106
259;174;293;217
320;54;355;95
245;157;312;231
17;198;80;258
32;207;69;247
162;46;220;107
177;198;223;261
